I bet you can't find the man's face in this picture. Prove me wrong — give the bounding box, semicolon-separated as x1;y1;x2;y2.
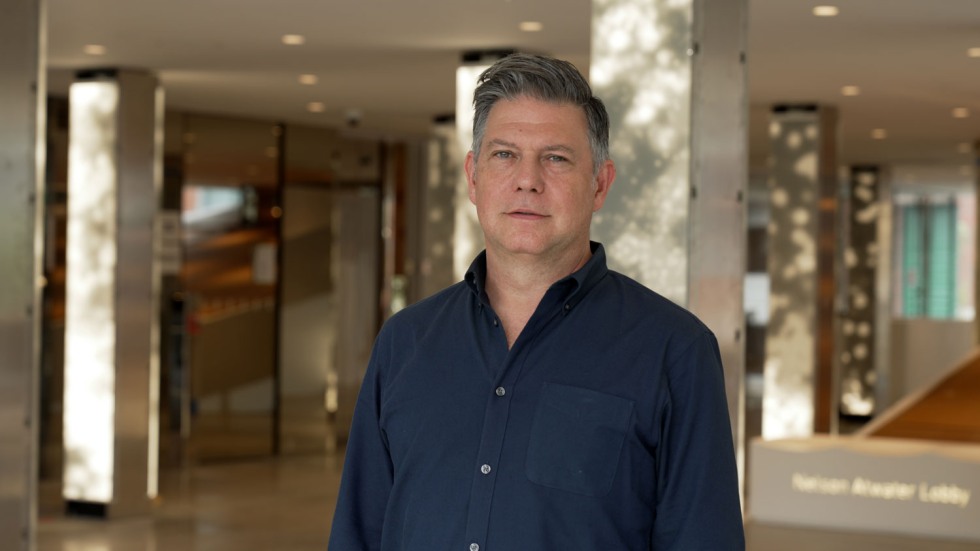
465;96;614;264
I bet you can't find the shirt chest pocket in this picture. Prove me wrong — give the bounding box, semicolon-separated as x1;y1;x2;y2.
525;382;634;497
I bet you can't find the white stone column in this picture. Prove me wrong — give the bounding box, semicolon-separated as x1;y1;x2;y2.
63;69;163;516
0;0;45;547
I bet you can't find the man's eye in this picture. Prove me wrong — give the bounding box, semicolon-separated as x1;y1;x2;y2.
547;155;568;163
492;151;513;159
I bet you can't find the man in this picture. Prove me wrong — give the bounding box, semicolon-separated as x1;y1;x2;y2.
329;53;744;550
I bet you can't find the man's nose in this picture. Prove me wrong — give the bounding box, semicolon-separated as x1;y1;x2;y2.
514;159;543;193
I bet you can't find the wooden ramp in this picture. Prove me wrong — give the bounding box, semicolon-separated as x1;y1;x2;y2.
862;349;980;444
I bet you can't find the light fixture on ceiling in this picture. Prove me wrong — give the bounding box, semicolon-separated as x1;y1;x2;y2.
840;85;860;96
812;6;839;17
871;129;887;140
307;101;326;113
83;44;107;56
519;21;544;32
298;74;318;85
952;107;971;119
281;34;306;46
968;47;980;58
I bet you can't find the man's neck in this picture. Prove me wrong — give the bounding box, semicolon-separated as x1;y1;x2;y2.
483;244;592;348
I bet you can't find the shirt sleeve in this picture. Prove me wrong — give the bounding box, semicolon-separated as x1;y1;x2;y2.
328;335;394;551
652;330;745;550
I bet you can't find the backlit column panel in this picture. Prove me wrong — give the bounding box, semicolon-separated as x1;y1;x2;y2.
840;166;883;416
763;106;838;439
453;60;492;279
420;120;459;299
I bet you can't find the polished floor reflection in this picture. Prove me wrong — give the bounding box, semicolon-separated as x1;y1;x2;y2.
37;453;978;551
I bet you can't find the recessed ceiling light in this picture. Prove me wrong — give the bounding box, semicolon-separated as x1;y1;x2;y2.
298;74;318;85
281;34;306;46
952;107;971;119
958;142;973;154
83;44;107;56
813;6;839;17
968;47;980;58
841;85;860;96
519;21;544;32
307;101;326;113
871;129;887;140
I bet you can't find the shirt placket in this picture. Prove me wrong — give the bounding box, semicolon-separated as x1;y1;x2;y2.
462;290;571;551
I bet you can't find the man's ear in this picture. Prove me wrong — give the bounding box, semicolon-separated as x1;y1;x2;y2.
465;151;478;205
592;159;616;212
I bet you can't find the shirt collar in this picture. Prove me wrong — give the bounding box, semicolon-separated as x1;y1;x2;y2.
464;241;609;311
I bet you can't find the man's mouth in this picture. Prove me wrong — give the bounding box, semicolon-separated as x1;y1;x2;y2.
508;210;546;219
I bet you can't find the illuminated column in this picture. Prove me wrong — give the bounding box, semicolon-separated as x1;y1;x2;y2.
420;118;459;298
453;50;510;279
591;0;747;475
0;0;44;547
763;105;838;439
63;69;163;516
840;166;889;417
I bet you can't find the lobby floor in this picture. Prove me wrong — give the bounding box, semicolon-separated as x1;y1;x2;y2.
36;453;979;551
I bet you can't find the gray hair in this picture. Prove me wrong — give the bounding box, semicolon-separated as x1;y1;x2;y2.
471;53;610;175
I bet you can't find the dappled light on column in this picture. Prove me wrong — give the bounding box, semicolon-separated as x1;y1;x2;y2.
591;0;692;302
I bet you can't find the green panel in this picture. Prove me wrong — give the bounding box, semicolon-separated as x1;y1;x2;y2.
901;204;923;317
926;202;956;318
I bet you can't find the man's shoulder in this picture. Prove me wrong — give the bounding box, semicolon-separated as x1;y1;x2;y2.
602;270;709;333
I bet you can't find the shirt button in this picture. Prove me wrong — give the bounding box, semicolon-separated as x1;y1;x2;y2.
495;386;506;397
492;318;499;327
470;544;480;551
480;464;492;475
564;303;571;311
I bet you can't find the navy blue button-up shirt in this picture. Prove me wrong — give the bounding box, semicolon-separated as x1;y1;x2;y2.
329;243;744;550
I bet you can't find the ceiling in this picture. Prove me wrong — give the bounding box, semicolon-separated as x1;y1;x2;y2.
47;0;980;173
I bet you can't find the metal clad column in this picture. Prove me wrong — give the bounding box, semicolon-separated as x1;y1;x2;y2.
763;106;838;439
0;0;45;547
591;0;747;481
63;69;162;516
688;0;748;475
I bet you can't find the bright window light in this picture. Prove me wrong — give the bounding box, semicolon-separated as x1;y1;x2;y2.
813;6;839;17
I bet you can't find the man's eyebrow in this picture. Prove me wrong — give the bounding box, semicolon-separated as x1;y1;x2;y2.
542;144;575;155
486;139;576;154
